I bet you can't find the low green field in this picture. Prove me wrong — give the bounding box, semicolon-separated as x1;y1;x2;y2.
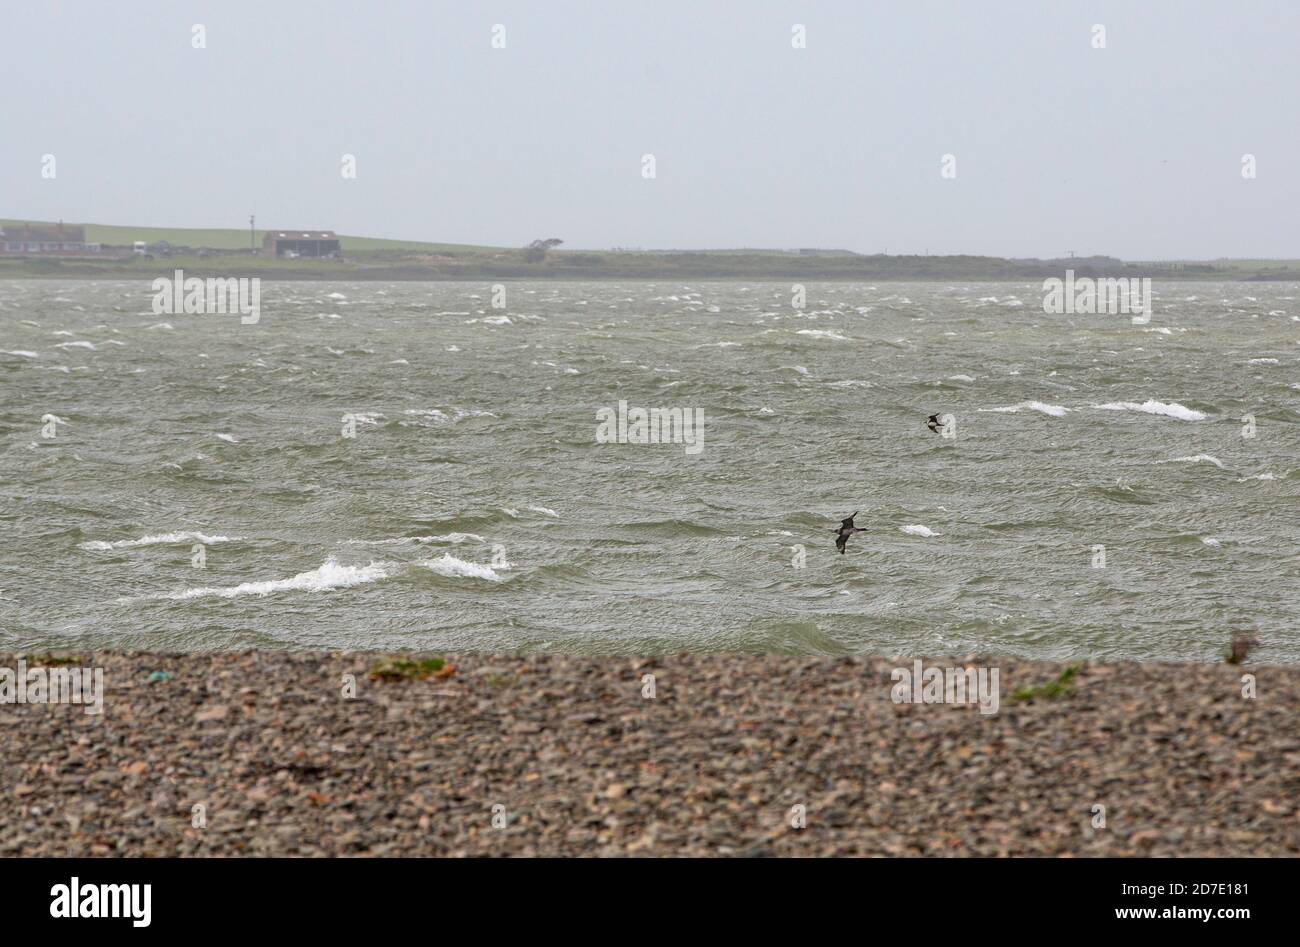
3;219;1299;281
1;219;499;254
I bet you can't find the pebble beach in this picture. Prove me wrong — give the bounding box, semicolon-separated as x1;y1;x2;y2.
1;652;1295;857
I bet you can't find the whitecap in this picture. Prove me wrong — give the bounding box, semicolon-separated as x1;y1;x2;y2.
345;532;484;546
1162;454;1224;468
900;525;940;537
1093;400;1205;421
980;401;1069;417
145;558;387;600
796;329;851;342
415;553;502;581
403;408;449;421
81;531;241;551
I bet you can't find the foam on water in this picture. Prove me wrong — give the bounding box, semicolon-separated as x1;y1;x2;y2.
900;524;941;537
1163;454;1225;468
345;533;485;546
80;531;242;551
415;553;502;581
796;329;851;341
131;558;389;601
981;401;1069;417
1093;400;1206;421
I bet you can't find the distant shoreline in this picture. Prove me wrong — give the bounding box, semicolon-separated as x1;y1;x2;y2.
3;253;1299;282
3;218;1298;281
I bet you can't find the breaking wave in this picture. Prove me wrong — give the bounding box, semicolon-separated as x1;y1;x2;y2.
1093;400;1205;421
414;553;502;581
80;531;242;551
136;558;389;601
980;401;1069;417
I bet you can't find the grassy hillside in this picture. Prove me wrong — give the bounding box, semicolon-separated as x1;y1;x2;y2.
1;219;499;253
3;219;1299;281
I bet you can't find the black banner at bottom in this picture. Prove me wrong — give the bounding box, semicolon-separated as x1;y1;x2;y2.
0;856;1282;934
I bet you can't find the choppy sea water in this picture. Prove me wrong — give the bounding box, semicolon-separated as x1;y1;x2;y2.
2;280;1297;662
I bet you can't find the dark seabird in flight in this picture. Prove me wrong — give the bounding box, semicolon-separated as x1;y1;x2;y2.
927;413;943;433
833;512;864;554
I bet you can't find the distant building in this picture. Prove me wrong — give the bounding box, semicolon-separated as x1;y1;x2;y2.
262;230;340;258
0;222;100;254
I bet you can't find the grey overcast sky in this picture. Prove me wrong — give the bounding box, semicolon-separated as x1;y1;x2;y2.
3;0;1297;258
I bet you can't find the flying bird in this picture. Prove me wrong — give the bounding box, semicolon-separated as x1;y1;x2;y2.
833;511;864;554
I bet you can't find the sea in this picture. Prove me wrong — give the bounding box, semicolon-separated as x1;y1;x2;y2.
2;279;1296;662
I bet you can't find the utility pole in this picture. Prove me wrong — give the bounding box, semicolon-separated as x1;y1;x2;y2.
250;214;255;253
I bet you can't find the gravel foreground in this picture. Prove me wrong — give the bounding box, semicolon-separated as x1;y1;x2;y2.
0;652;1295;857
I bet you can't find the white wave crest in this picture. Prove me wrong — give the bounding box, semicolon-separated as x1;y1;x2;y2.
980;401;1069;417
1093;400;1205;421
149;558;389;600
415;553;502;581
1162;454;1224;468
900;524;940;537
345;532;484;546
796;329;851;342
80;531;241;551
